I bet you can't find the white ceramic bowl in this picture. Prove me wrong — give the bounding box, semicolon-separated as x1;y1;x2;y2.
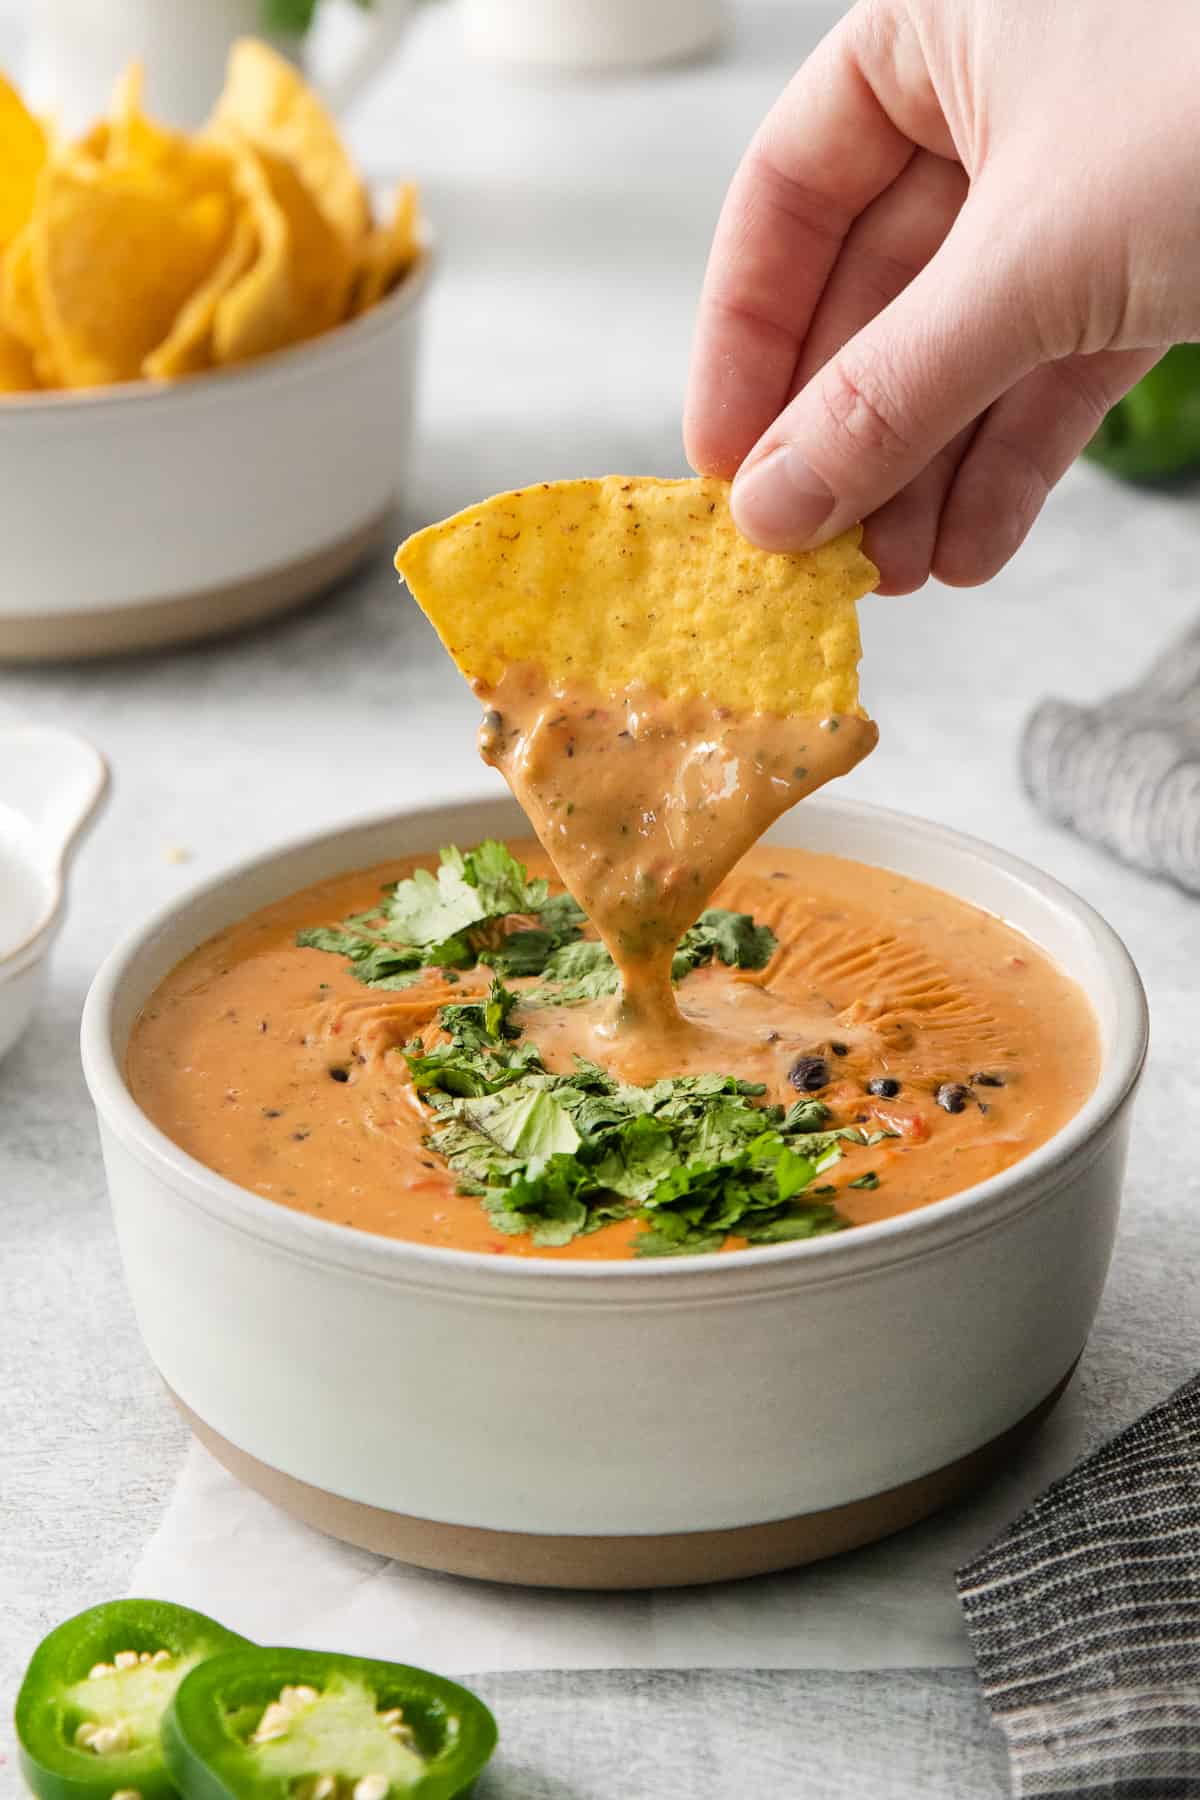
1;727;107;1062
0;256;429;663
81;796;1147;1588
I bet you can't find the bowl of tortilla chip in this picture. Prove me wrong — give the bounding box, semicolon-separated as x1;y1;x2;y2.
0;45;428;660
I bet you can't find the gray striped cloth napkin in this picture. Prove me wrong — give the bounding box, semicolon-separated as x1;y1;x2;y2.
957;1372;1200;1798
1022;620;1200;891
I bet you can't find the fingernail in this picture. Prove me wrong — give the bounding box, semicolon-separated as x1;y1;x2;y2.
732;445;835;549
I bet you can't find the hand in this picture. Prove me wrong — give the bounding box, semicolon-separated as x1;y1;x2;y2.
684;0;1200;591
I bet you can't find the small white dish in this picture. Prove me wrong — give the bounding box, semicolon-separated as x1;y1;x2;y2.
0;727;108;1061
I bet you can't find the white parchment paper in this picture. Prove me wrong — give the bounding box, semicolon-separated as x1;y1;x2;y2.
129;1375;1094;1672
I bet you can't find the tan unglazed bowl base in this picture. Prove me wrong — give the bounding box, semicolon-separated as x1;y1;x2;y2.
173;1364;1075;1591
0;509;390;663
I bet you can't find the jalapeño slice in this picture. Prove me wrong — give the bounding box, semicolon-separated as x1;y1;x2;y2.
162;1648;498;1800
15;1598;250;1800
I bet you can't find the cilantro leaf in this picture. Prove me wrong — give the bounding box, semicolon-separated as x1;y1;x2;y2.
526;939;622;1005
296;925;425;988
672;909;778;979
458;1086;581;1159
781;1098;832;1133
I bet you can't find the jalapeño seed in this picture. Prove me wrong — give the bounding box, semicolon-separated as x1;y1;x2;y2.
788;1055;830;1093
867;1076;901;1098
936;1082;974;1114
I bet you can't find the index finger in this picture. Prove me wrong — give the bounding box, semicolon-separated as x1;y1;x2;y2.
684;13;927;478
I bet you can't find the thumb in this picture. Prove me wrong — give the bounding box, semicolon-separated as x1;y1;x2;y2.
730;201;1047;551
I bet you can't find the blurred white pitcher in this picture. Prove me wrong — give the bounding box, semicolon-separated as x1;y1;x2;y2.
23;0;413;131
462;0;727;71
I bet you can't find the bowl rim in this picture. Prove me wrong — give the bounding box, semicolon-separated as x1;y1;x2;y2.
0;244;431;421
81;793;1149;1287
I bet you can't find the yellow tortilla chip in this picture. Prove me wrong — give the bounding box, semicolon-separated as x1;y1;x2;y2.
211;137;353;365
33;155;233;386
107;62;234;200
396;477;878;719
210;39;369;247
143;206;257;379
1;222;58;385
0;72;47;249
0;317;35;391
351;182;420;316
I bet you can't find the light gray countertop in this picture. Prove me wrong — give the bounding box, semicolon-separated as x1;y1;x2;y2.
2;3;1199;1794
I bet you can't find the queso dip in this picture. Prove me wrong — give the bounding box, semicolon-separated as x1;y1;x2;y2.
129;481;1098;1257
126;839;1099;1260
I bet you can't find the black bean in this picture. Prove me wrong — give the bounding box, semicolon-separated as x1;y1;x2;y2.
970;1071;1005;1087
936;1082;975;1114
788;1055;830;1093
867;1076;901;1098
330;1067;349;1083
830;1041;849;1057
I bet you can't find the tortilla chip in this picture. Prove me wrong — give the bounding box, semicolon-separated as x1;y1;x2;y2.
211;136;353;365
0;73;47;249
1;222;59;384
0;317;35;391
210;39;369;247
144;206;257;379
396;477;878;720
351;182;420;316
108;62;234;200
33;155;232;386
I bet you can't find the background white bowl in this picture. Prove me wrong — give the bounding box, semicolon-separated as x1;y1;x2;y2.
81;796;1148;1588
0;256;428;662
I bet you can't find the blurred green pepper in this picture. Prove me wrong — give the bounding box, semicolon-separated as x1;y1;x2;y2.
1084;344;1200;482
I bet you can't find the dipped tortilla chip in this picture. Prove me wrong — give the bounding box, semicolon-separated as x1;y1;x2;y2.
0;73;46;249
210;39;369;247
396;477;878;720
351;182;420;316
33;155;232;386
211;136;353;364
144;205;257;379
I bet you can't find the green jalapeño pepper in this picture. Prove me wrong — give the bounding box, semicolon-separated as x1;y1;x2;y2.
1084;343;1200;482
15;1599;250;1800
161;1649;498;1800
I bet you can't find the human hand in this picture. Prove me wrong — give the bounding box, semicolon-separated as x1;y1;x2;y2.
684;0;1199;591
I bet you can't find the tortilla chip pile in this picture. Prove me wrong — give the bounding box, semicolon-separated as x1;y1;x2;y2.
396;476;879;720
0;42;421;393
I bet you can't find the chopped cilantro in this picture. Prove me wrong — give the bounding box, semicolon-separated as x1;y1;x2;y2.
847;1171;881;1190
407;997;848;1254
294;841;850;1256
386;840;550;949
672;909;778;978
296;843;579;986
296;842;776;1001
